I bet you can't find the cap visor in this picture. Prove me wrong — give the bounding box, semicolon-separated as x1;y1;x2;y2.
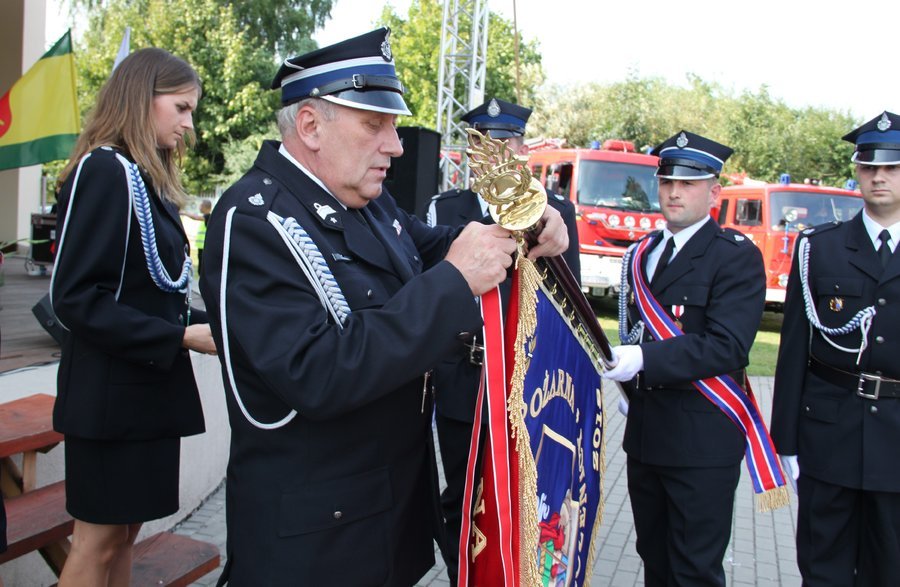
852;148;900;165
324;90;411;116
655;164;715;180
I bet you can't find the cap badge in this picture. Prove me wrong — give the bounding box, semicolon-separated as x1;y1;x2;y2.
676;132;689;148
487;98;501;118
829;297;844;312
249;194;264;206
381;30;393;61
877;112;891;132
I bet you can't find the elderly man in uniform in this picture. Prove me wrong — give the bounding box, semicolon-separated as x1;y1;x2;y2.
603;131;766;586
200;28;568;586
424;97;581;583
772;111;900;586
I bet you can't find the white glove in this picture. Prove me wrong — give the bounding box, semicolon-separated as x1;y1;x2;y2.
779;454;799;494
602;345;644;382
617;397;629;417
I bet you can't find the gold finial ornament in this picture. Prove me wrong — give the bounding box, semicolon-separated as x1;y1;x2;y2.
465;128;547;231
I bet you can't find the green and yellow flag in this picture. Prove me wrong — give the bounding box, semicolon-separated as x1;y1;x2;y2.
0;30;80;171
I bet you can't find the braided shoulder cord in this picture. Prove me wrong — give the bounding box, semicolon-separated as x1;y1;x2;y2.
618;245;644;344
798;236;875;362
125;159;192;293
278;215;351;325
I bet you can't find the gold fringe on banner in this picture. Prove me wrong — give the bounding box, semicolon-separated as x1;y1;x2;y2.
757;485;791;512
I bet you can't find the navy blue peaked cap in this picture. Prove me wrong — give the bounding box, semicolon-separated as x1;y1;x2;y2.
843;111;900;165
271;27;410;115
462;98;532;138
651;130;733;179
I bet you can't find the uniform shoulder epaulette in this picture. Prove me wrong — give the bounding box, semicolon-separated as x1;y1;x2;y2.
800;220;842;237
717;227;755;246
433;188;466;201
231;173;279;218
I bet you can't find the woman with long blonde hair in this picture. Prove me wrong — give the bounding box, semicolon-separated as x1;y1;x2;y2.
52;48;215;587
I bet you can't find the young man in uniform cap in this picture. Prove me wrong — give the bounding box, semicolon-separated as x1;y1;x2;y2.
200;28;569;586
603;131;766;586
771;111;900;586
424;96;581;583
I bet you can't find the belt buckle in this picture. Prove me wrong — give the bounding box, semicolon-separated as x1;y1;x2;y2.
857;372;882;400
468;340;484;366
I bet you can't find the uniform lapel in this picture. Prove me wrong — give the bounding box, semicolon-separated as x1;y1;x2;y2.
845;214;883;282
362;204;416;282
651;220;717;293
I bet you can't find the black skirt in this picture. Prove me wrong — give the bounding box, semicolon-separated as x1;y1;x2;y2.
64;436;181;524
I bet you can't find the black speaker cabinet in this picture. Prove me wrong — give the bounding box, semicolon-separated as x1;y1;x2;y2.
384;127;441;217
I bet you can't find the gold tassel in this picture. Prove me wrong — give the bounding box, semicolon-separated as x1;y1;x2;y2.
756;485;791;512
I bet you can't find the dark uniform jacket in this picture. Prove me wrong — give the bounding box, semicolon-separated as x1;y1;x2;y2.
52;147;206;440
622;219;766;467
200;141;483;586
427;187;581;422
772;214;900;491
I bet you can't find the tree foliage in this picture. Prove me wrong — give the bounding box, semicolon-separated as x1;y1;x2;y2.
530;74;859;186
378;0;544;129
68;0;334;58
73;0;281;193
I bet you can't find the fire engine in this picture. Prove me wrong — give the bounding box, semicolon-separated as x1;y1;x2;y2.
713;174;864;310
527;139;662;297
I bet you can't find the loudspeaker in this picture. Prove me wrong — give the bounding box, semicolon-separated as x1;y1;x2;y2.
384;127;441;217
31;293;67;346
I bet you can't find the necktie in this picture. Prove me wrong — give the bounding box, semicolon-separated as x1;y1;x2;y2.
879;229;893;269
652;237;676;283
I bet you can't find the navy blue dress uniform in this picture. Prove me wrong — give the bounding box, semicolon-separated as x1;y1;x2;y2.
425;97;581;583
616;132;766;586
51;146;206;523
200;29;485;586
771;111;900;586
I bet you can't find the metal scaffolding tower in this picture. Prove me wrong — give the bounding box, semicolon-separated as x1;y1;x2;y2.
436;0;489;191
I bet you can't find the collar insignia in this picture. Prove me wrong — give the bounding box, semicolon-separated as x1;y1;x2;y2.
392;219;403;235
487;98;501;118
332;252;352;262
877;112;891;132
249;194;264;206
734;234;745;242
676;132;689;148
315;203;337;221
262;177;273;185
381;30;393;61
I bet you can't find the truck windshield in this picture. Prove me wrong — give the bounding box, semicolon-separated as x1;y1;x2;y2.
576;160;660;212
770;191;864;232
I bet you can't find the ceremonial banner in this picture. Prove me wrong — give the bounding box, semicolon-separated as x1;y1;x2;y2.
0;31;80;171
460;259;606;587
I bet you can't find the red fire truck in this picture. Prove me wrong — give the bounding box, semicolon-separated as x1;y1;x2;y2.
714;175;864;309
527;139;662;297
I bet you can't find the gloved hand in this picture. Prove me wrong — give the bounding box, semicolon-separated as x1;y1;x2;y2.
602;345;644;382
617;397;629;417
779;454;799;494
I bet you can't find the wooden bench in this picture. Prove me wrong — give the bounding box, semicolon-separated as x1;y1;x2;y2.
131;532;221;587
0;480;72;567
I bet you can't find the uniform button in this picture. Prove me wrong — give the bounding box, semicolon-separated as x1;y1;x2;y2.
834;284;840;291
682;296;688;301
333;511;343;520
804;405;810;412
876;336;885;344
457;331;473;340
366;289;374;299
876;371;883;376
413;255;419;262
178;314;184;324
870;406;878;414
878;298;887;306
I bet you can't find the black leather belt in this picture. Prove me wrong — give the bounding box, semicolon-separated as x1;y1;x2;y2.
632;370;746;392
809;356;900;400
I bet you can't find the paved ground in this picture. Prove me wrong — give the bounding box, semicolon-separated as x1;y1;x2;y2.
174;376;801;586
